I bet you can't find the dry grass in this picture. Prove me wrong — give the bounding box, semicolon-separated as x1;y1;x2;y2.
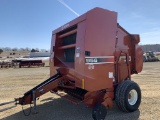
0;62;160;120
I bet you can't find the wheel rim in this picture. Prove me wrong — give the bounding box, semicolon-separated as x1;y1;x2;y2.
128;89;138;105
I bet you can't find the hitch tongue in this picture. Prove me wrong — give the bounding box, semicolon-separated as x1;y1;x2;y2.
0;99;18;112
0;99;17;106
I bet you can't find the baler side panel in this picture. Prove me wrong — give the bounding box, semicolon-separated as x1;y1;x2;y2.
75;21;86;88
115;28;130;82
84;8;117;91
53;24;78;71
52;14;86;35
50;13;87;78
115;27;143;82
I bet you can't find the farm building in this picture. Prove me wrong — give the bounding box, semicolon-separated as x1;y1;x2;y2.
30;52;50;58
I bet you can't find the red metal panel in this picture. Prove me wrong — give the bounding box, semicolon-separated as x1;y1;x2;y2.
135;45;143;73
115;27;130;82
84;8;117;91
52;14;86;35
50;7;143;91
75;20;86;88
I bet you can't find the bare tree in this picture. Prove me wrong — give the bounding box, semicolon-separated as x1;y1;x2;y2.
35;48;39;52
25;47;31;51
19;48;25;51
4;47;11;51
31;48;36;52
0;49;3;54
12;47;18;51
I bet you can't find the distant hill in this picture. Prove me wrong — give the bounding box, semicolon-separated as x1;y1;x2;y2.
140;44;160;52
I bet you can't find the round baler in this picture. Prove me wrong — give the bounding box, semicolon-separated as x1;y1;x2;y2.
14;7;143;120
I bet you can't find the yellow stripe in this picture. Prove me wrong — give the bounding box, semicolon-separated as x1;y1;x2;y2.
82;79;84;89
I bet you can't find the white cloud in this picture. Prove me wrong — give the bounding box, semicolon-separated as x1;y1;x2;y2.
57;0;80;16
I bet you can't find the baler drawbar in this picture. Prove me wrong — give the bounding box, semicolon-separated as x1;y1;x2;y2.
17;71;61;105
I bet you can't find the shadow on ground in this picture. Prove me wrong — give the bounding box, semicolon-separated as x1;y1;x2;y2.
2;97;140;120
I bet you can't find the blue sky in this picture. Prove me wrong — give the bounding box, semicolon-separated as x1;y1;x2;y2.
0;0;160;49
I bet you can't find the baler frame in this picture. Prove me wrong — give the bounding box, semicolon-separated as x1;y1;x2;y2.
0;7;143;120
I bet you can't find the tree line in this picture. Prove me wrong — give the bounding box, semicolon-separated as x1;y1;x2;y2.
1;44;160;54
140;44;160;52
0;47;49;54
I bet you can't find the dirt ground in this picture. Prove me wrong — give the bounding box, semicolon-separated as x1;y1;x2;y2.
0;62;160;120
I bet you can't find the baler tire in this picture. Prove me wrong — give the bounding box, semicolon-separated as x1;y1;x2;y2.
115;80;141;112
114;80;126;105
92;104;107;120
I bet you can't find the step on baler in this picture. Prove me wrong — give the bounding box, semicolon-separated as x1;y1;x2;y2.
3;8;143;120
